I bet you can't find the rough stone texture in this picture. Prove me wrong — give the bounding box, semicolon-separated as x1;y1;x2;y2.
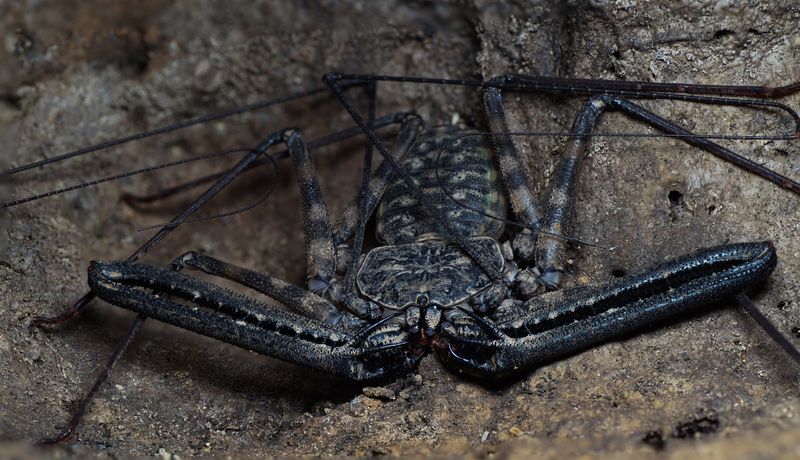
1;0;799;457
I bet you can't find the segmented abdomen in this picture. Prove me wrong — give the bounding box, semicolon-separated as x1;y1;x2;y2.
376;125;507;245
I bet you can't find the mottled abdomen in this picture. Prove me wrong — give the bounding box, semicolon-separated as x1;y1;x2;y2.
376;125;507;245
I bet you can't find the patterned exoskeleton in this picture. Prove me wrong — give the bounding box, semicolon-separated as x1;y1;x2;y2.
87;73;789;382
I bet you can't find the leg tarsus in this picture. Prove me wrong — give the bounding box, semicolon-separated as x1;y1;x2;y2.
600;95;800;196
29;292;95;329
38;315;146;445
737;293;800;367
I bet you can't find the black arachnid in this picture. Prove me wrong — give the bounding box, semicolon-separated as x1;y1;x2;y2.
1;4;792;450
5;72;800;444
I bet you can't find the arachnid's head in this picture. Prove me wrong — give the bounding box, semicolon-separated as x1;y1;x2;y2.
356;237;504;311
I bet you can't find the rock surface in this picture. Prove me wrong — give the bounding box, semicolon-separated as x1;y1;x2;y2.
1;0;799;457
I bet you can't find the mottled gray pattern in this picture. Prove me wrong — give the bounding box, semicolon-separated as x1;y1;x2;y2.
376;125;507;245
357;237;504;310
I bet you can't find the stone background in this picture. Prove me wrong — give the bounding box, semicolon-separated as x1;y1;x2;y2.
1;0;799;457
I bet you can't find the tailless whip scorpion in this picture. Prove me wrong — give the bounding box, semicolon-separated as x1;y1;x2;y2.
3;72;800;445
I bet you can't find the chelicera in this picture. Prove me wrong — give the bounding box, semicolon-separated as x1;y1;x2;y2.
5;73;800;442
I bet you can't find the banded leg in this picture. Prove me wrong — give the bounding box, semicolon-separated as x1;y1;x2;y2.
153;123;389;323
534;97;607;290
482;80;542;255
285;130;338;294
482;81;607;296
523;91;791;292
439;242;777;378
482;78;596;297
